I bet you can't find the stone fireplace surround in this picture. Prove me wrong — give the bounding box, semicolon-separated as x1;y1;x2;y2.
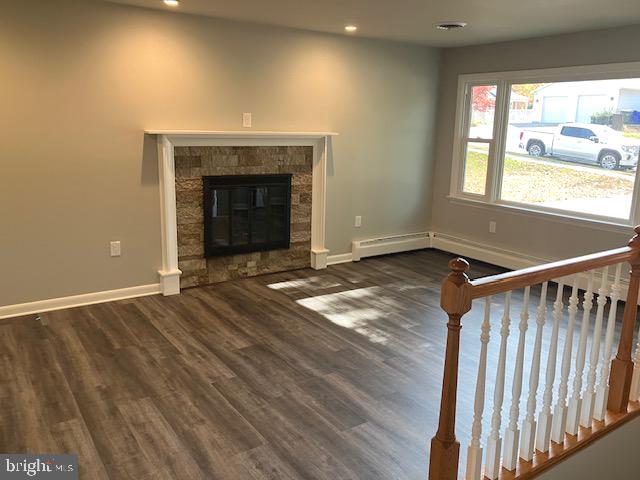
149;131;337;296
176;147;309;288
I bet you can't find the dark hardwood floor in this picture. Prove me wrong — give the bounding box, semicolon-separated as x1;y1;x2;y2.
0;250;621;479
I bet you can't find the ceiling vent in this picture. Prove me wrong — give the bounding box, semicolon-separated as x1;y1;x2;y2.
435;21;467;31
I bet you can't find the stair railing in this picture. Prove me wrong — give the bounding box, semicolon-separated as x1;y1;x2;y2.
429;226;640;480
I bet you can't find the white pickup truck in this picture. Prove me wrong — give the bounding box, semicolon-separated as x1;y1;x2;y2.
518;123;640;170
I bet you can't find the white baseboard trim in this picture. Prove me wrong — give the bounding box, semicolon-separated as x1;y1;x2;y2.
431;232;633;302
352;232;430;261
430;232;547;271
158;269;181;296
0;283;161;320
311;248;330;270
2;230;633;320
327;253;354;265
338;229;633;301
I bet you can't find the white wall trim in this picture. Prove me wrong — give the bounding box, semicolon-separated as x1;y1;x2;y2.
327;253;354;265
149;130;336;296
430;231;633;302
2;229;634;319
430;232;547;271
0;284;161;320
145;130;339;138
352;232;430;261
328;230;634;301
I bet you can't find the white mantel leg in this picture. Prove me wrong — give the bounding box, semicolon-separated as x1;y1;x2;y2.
157;135;182;295
310;136;329;269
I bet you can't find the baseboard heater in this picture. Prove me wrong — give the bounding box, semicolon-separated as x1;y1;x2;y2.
351;232;430;261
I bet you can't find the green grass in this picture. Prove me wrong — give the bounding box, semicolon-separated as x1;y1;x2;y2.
463;150;634;203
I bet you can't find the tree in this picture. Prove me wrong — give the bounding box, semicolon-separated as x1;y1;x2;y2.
511;83;546;108
472;86;495;112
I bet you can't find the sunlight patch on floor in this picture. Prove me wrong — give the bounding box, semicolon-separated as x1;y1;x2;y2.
296;286;399;344
267;276;341;291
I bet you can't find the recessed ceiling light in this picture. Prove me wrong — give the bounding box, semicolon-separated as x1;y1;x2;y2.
435;21;467;31
344;25;358;33
163;0;179;6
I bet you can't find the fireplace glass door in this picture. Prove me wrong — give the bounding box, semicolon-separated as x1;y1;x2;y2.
203;174;292;257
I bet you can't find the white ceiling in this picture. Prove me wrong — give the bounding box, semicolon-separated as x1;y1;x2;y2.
106;0;640;47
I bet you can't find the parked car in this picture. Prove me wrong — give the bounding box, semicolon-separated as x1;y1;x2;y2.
518;123;640;170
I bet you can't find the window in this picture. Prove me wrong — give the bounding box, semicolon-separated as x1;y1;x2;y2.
460;85;497;196
560;126;595;139
451;64;640;225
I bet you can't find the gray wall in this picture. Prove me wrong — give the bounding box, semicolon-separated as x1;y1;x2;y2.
432;26;640;262
539;415;640;479
0;0;439;306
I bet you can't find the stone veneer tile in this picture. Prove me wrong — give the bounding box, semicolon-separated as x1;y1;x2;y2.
175;146;313;288
291;231;312;242
208;155;239;168
178;243;205;257
179;258;206;271
176;205;203;225
292;173;312;185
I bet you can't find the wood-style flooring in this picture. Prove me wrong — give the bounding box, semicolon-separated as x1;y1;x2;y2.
0;250;623;479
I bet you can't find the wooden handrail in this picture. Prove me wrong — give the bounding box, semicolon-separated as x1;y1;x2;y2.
429;226;640;480
429;258;472;480
471;246;636;299
608;229;640;413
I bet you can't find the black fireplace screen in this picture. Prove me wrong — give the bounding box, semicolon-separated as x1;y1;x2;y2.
203;174;292;257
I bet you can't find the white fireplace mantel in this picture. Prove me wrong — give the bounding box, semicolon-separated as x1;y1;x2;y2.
147;130;338;296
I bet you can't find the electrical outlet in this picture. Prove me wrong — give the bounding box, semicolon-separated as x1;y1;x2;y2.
489;221;497;234
110;241;121;257
355;216;362;227
242;112;252;128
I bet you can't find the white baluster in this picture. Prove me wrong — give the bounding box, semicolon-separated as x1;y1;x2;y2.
631;268;640;401
581;267;609;426
550;278;579;443
485;292;512;480
566;271;595;435
535;281;564;452
594;264;622;421
502;287;530;470
466;297;492;480
631;340;640;401
520;282;548;461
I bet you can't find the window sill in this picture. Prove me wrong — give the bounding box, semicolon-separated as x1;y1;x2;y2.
446;195;635;235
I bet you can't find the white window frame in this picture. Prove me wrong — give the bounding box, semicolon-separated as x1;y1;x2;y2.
449;62;640;230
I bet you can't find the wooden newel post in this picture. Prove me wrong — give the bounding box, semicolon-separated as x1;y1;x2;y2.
608;226;640;413
429;258;472;480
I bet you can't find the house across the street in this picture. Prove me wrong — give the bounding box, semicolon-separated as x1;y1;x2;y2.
532;78;640;123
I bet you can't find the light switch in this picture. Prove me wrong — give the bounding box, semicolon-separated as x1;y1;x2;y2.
110;241;121;257
355;216;362;227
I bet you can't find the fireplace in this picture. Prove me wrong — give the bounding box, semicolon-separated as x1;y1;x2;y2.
150;131;334;294
203;174;292;257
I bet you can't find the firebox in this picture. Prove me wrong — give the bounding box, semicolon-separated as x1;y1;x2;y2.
202;174;292;257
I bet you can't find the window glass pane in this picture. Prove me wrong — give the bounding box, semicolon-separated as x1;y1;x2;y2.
251;187;268;244
209;189;230;247
468;85;497;140
501;80;640;219
269;185;287;242
231;187;249;245
463;142;489;195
